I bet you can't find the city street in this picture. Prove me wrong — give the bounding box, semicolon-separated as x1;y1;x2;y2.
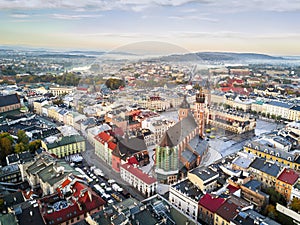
81;139;146;201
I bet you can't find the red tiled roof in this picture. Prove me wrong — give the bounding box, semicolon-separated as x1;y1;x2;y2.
94;132;111;143
127;156;139;165
220;87;252;96
277;168;299;185
61;178;71;188
198;193;226;213
94;132;116;150
120;163;156;185
42;182;105;225
108;142;117;151
216;200;239;222
72;181;87;198
227;184;240;194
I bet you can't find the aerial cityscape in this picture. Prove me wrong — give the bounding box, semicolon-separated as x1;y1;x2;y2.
0;1;300;225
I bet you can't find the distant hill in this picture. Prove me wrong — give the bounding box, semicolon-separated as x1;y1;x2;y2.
157;52;285;62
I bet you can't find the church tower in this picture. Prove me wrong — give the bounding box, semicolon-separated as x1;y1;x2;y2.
178;95;190;121
194;88;206;137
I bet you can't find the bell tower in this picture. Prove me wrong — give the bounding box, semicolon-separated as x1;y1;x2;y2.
194;88;206;137
178;95;190;121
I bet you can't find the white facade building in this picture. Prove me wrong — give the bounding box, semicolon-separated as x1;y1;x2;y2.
120;163;157;198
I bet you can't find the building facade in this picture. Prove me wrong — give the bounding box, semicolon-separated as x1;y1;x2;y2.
41;135;86;158
120;163;157;197
0;94;21;113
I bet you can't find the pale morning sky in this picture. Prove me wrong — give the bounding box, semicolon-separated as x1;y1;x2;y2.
0;0;300;55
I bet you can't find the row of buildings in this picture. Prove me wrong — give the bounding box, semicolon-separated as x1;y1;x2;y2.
211;90;300;121
167;147;300;225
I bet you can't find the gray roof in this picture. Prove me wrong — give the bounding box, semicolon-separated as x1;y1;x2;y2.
3;191;25;208
189;166;219;182
172;178;203;202
7;154;19;164
245;141;297;162
0;164;20;176
189;136;209;156
160;113;197;147
118;136;147;156
14;201;46;225
266;100;292;109
0;94;20;107
181;150;197;163
179;95;190;109
37;161;79;186
243;180;268;197
233;209;281;225
250;158;281;177
232;155;254;169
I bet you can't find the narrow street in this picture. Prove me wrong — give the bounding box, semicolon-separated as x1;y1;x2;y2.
81;139;146;201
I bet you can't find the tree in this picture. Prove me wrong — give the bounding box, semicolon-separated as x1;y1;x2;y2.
14;143;26;154
28;140;41;154
0;137;13;160
265;204;277;219
264;187;287;206
53;98;64;106
290;197;300;212
17;130;29;145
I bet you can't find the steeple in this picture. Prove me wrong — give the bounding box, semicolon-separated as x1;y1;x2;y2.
196;88;205;104
194;87;206;138
178;95;190;121
180;95;190;109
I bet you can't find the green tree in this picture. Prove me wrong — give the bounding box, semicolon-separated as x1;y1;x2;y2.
0;137;13;161
53;98;64;105
17;130;29;145
28;140;41;154
265;204;277;219
290;197;300;212
264;187;287;206
14;143;26;154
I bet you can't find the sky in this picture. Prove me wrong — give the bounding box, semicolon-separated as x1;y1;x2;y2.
0;0;300;55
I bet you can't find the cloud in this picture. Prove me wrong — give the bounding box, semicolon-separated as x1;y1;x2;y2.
176;31;300;40
1;0;300;13
168;14;218;22
10;13;30;18
50;13;103;20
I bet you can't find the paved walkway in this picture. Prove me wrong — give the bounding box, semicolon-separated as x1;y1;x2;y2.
81;140;146;201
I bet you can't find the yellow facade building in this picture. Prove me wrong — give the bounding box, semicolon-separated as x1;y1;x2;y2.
41;135;85;158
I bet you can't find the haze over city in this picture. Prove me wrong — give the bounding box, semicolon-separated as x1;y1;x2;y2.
0;0;300;55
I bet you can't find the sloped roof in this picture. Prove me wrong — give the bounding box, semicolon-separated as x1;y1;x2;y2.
179;95;190;109
121;163;156;185
250;158;281;177
0;94;20;107
42;181;105;225
216;200;239;222
160;113;197;147
277;168;299;185
46;135;85;149
118;137;147;155
198;193;225;213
